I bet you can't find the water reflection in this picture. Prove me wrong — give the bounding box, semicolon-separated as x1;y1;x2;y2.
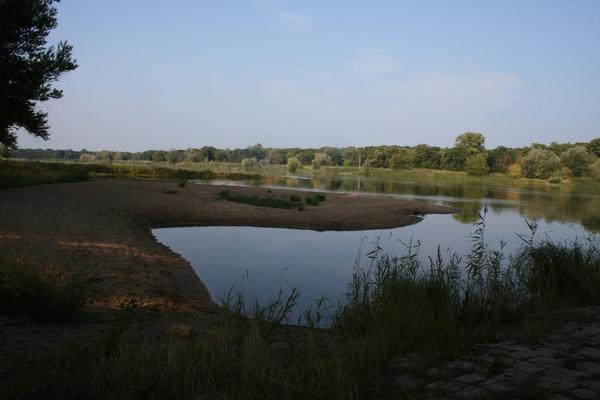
206;174;600;231
153;212;591;325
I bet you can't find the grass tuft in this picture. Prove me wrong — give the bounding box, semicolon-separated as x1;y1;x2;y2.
0;255;89;323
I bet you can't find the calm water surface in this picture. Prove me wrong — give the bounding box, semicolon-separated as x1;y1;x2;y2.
153;173;598;323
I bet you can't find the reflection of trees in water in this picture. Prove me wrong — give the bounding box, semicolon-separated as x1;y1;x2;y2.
451;202;482;224
254;174;599;231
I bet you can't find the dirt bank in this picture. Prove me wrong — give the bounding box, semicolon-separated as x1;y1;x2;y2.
0;180;453;312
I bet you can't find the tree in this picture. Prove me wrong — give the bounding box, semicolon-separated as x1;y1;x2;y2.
311;152;332;169
559;146;595;177
591;159;600;180
464;153;490;176
287;157;302;172
152;151;165;162
455;132;486;152
96;150;113;161
507;163;523;178
389;149;416;170
1;144;10;158
441;147;468;171
588;138;600;158
240;157;257;170
166;150;181;164
1;0;77;149
520;148;560;179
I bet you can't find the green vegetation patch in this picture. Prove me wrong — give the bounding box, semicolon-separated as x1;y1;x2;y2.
218;189;326;210
0;159;261;189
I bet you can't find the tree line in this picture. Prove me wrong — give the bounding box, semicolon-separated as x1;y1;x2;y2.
8;133;600;180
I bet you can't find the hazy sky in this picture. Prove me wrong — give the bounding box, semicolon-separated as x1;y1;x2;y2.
19;0;600;151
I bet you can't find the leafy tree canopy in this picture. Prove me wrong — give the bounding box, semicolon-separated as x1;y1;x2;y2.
0;0;77;149
455;132;486;152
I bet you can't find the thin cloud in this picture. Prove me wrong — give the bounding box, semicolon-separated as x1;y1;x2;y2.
273;10;312;31
346;50;401;77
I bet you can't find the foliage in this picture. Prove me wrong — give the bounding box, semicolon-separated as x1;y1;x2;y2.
592;159;600;180
0;159;92;188
520;148;561;179
440;146;469;171
5;219;600;399
0;0;77;149
152;151;165;162
8;137;600;180
507;163;523;178
240;157;258;170
389;148;416;170
311;152;331;169
286;156;302;172
464;153;490;176
588;137;600;158
547;176;562;184
219;191;326;210
0;254;89;323
558;167;572;180
455;132;486;151
559;145;595;177
0;159;260;189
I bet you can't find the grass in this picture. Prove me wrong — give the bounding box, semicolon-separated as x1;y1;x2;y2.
218;190;326;210
0;254;89;323
3;216;600;399
0;159;260;189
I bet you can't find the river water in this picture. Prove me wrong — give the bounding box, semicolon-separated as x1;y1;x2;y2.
153;173;599;323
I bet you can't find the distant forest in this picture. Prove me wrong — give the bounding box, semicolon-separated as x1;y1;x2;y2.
8;133;600;180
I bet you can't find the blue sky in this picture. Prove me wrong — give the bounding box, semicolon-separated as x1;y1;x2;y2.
20;0;600;151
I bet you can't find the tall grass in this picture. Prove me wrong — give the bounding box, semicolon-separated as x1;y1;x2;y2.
0;255;89;323
4;217;600;399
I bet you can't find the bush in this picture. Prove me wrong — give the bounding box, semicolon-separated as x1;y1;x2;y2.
0;255;89;323
560;146;595;177
558;167;572;180
547;176;562;184
464;153;490;176
286;157;302;173
241;157;258;170
507;163;523;178
591;159;600;180
389;149;416;170
520;148;561;179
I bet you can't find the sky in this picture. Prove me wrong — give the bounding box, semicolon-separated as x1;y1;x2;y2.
18;0;600;151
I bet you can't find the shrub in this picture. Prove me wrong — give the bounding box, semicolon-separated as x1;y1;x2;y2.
507;163;523;178
560;146;595;177
177;179;188;188
520;148;560;179
464;153;490;176
0;255;89;323
241;157;258;170
286;157;302;173
389;149;416;170
591;159;600;180
558;167;572;180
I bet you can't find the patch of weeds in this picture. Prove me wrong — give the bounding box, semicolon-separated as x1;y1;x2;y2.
305;194;326;206
99;299;138;355
177;179;187;188
0;255;90;323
